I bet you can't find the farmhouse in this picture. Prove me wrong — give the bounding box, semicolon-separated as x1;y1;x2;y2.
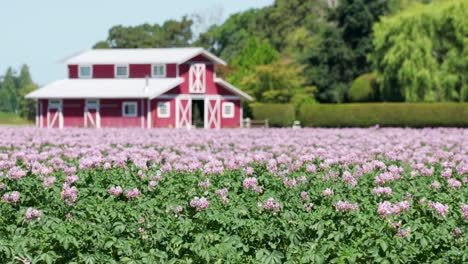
26;48;253;129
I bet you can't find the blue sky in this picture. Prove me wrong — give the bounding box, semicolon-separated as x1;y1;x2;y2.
0;0;273;85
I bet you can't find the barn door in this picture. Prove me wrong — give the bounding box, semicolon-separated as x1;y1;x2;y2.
47;99;62;128
84;99;100;128
176;98;191;128
189;64;206;93
205;98;220;129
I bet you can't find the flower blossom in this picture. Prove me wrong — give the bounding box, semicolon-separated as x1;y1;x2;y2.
42;176;56;188
447;178;461;189
108;186;123;196
333;201;359;213
300;191;308;201
61;183;78;205
428;201;449;217
373;187;392;197
2;191;20;204
462;204;468;220
25;208;42;221
396;227;411;237
243;177;263;193
322;188;334;197
190;196;210;211
198;179;211;189
431;181;441;189
259;197;281;213
125;188;141;199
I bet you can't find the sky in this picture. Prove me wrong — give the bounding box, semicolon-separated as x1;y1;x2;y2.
0;0;273;86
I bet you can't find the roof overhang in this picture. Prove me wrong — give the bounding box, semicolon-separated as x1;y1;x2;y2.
215;78;253;101
25;78;184;100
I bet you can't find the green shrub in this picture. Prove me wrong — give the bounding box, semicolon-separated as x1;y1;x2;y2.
298;103;468;127
251;103;295;127
347;73;377;102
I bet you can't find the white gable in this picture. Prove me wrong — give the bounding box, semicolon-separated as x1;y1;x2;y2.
63;48;227;65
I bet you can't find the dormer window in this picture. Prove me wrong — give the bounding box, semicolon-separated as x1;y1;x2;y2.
115;65;129;78
79;65;92;78
152;64;166;78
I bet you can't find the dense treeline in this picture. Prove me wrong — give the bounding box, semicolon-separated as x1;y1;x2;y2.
94;0;468;106
0;65;37;120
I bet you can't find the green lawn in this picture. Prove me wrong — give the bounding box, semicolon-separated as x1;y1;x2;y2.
0;112;33;125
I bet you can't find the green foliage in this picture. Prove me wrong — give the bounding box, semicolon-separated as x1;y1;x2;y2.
240;58;310;104
93;16;193;48
19;84;38;120
371;0;468;102
348;73;377;102
298;103;468;127
0;68;16;112
0;112;32;125
251;103;295;127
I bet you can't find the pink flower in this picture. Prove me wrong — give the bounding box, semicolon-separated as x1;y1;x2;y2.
304;203;313;212
42;176;56;188
61;183;78;205
66;175;79;184
377;201;410;218
190;196;210;211
261;198;281;212
300;191;308;201
215;188;228;197
243;177;262;193
125;188;141;199
447;178;461;189
396;227;411;237
441;168;452;178
431;181;441;189
451;227;462;238
198;179;211;189
428;201;449;217
25;208;42;221
322;188;334;197
373;187;392;197
244;167;254;175
7;166;27;180
462;204;468;220
333;201;359;213
108;186;123;196
2;191;20;204
283;177;297;188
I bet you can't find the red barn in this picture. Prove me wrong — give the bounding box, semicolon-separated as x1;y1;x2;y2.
26;48;252;129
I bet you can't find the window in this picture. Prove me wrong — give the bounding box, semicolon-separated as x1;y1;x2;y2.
122;102;137;117
152;64;166;78
49;99;62;108
157;101;170;118
115;65;129;78
222;102;234;118
79;65;92;78
86;99;99;108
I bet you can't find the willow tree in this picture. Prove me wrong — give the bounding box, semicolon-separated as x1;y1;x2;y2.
371;0;468;102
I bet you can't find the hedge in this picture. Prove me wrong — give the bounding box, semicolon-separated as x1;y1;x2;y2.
347;73;377;102
298;103;468;127
251;103;295;127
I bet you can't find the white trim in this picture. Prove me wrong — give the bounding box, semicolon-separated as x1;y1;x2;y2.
157;101;170;118
122;101;138;117
176;63;179;77
151;64;166;78
189;64;206;93
47;99;63;128
222;102;235;118
147;99;151;128
215;78;253;101
115;64;129;78
84;99;100;128
205;98;220;129
78;65;92;78
176;98;191;128
35;101;39;127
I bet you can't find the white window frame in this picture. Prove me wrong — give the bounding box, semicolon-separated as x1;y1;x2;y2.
157;101;170;118
115;64;129;78
222;102;235;118
152;64;166;78
122;102;138;117
48;99;62;108
78;65;92;78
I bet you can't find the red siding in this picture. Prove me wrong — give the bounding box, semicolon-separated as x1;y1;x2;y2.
220;99;241;128
39;99;48;127
178;63;214;94
93;65;114;78
63;99;85;127
130;64;151;78
100;99;144;127
68;65;78;78
151;98;176;128
166;64;177;77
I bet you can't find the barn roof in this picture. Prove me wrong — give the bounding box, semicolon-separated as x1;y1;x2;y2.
25;78;184;99
62;48;227;65
215;78;253;101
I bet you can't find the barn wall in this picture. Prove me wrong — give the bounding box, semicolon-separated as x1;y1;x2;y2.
166;64;177;77
68;65;78;78
100;99;144;127
151;98;176;128
129;64;151;78
178;63;214;94
220;99;241;128
39;99;48;128
63;99;85;127
93;65;114;78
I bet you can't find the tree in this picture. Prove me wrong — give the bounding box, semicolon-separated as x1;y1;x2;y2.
240;58;312;103
94;16;194;48
0;68;16;112
371;0;468;102
19;84;38;120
